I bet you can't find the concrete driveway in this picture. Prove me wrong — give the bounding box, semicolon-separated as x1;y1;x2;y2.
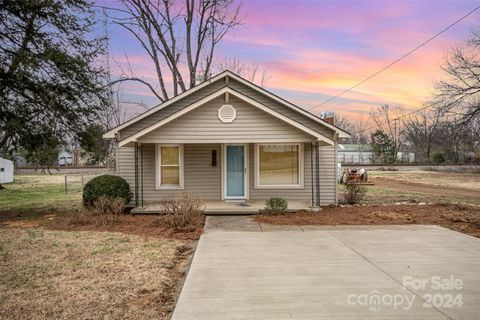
172;217;480;319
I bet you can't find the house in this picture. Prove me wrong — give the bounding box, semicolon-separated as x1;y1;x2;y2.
58;150;74;166
0;157;14;185
103;71;350;212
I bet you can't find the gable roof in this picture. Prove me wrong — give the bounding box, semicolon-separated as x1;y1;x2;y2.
103;70;351;141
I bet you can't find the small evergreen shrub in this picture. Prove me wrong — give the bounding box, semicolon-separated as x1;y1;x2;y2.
265;197;288;213
432;152;446;163
343;183;367;204
82;175;132;208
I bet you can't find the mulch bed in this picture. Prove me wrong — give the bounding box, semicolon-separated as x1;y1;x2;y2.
0;211;205;241
253;203;480;238
50;214;205;241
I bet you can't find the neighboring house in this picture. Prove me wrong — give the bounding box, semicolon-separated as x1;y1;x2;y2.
0;158;14;185
103;71;350;210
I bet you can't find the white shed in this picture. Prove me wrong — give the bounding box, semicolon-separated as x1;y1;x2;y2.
0;158;14;184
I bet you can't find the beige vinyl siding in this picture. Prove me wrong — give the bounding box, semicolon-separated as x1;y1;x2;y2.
118;79;226;140
118;144;221;202
318;145;337;206
139;95;316;143
227;78;336;139
118;142;337;206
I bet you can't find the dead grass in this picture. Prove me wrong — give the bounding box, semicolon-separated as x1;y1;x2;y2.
254;204;480;238
0;228;195;319
369;170;480;191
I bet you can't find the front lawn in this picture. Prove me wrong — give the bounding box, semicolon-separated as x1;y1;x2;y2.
0;174;203;319
0;228;193;319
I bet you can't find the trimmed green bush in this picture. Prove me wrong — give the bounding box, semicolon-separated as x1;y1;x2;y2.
265;197;288;213
83;175;132;208
432;152;446;163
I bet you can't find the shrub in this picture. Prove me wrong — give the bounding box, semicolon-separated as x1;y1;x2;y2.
343;183;367;204
265;197;288;213
92;196;125;226
432;152;446;163
83;175;132;208
67;208;90;225
160;192;204;229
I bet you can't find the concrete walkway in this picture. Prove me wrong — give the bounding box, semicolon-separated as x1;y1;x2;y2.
172;216;480;319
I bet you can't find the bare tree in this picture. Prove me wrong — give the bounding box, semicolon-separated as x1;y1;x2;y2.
402;106;442;161
353;116;369;144
107;0;242;102
369;105;405;160
332;113;354;143
435;28;480;126
100;82;150;129
214;57;270;86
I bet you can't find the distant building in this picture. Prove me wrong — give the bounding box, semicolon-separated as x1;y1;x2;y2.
339;144;416;164
0;158;14;184
338;144;374;164
58;150;74;166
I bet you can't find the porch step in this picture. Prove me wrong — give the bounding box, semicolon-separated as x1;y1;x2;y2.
203;209;259;216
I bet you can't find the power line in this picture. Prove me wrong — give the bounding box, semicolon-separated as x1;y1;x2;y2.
354;104;434;134
315;6;480;109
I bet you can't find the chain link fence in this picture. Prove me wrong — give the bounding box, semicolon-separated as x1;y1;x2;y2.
62;174;104;194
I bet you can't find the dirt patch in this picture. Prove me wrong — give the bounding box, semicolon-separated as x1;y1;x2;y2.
373;177;480;200
0;228;195;319
253;204;480;238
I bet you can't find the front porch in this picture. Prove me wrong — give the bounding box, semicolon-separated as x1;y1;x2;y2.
131;199;313;215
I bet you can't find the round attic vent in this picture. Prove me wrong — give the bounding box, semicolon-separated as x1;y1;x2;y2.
218;104;236;123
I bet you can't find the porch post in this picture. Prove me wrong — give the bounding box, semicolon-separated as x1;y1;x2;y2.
310;142;314;208
140;143;144;207
315;141;320;207
334;135;339;205
134;142;139;208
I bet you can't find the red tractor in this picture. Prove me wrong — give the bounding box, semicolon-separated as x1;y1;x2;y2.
341;167;368;184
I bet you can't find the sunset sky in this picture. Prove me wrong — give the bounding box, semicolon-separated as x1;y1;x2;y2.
106;0;480;121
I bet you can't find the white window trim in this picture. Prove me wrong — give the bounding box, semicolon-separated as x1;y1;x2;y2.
155;144;184;190
254;143;304;189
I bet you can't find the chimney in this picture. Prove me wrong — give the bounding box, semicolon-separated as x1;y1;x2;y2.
323;117;335;124
320;111;335;125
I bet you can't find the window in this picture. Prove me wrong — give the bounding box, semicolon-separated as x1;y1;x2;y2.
255;144;303;188
156;144;184;189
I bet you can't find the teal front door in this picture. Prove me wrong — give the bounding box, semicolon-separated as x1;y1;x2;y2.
225;145;246;198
